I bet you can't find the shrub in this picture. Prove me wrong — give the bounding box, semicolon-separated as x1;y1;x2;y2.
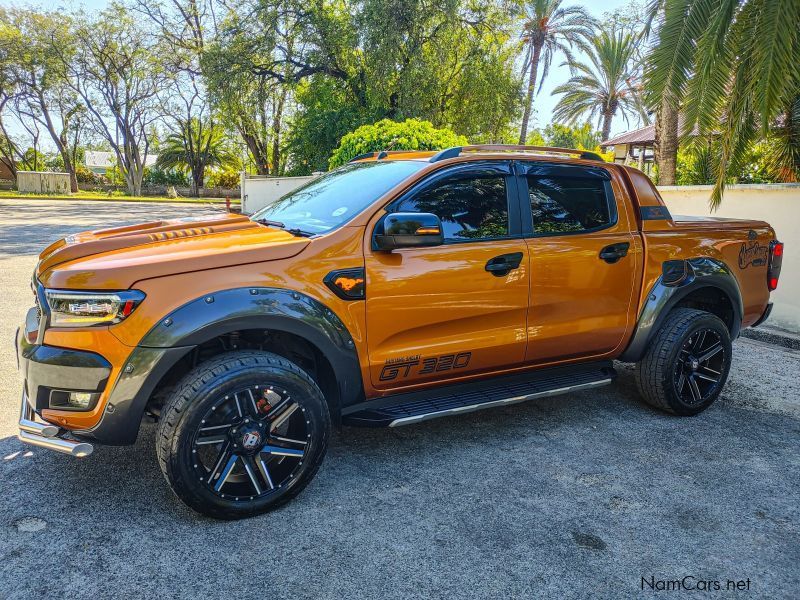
143;166;188;186
75;165;98;184
206;169;240;189
328;118;468;169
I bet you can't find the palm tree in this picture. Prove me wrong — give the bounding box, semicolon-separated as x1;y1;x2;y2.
156;118;239;196
552;28;646;142
647;0;800;207
516;0;595;144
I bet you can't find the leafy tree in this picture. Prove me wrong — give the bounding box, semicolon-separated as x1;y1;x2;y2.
156;119;239;196
329;118;467;168
542;122;600;148
66;9;165;196
647;0;800;206
515;0;595;144
552;27;646;141
0;8;82;191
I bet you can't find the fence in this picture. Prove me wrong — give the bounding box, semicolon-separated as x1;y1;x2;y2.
17;171;71;194
659;183;800;332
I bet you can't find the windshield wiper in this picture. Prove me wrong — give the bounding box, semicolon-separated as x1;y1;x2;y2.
253;218;314;238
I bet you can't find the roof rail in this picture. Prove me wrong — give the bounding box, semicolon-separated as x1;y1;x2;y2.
348;149;427;163
429;144;604;163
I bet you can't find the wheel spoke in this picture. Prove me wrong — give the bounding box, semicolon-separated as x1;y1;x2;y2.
246;389;259;417
269;401;299;431
233;392;243;418
271;435;307;446
196;434;227;446
207;443;232;481
698;343;723;363
688;376;702;403
257;456;275;490
262;444;304;458
213;454;238;492
700;365;721;376
241;455;263;495
692;330;707;352
676;372;686;394
694;371;720;383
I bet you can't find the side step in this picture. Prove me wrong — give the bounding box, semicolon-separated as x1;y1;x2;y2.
342;361;616;427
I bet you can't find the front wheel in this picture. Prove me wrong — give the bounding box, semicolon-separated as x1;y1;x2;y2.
635;308;732;416
156;351;330;519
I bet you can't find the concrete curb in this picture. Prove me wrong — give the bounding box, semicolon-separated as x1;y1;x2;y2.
740;325;800;350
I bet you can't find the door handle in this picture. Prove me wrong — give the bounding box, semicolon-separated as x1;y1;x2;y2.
598;242;630;264
485;252;524;276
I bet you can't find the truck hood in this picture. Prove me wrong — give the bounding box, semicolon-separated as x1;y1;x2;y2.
37;213;310;290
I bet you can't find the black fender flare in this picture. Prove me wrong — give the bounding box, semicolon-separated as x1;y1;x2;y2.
77;288;362;445
619;258;743;362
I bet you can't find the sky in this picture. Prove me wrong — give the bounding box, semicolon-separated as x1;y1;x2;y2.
5;0;641;150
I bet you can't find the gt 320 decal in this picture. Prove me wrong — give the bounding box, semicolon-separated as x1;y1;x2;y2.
380;352;472;381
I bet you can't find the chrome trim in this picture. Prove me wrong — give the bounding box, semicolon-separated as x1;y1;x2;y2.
387;378;613;427
18;393;94;457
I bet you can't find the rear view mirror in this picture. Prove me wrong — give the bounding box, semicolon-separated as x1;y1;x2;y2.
374;212;444;251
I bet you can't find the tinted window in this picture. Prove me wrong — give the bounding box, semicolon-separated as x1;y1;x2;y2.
250;160;425;234
397;174;509;241
527;176;612;234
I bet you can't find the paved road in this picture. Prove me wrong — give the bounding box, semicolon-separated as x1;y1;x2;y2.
1;199;798;599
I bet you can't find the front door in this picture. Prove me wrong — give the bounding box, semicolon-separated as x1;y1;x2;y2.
364;162;530;391
520;163;639;363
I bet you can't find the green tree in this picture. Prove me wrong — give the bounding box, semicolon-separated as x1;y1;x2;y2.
516;0;595;144
328;118;467;168
0;8;82;191
552;28;646;141
543;122;601;148
647;0;800;206
156;119;239;196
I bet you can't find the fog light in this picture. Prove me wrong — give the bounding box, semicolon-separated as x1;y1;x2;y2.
68;392;97;409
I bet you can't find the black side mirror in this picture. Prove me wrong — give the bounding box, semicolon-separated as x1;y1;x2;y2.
374;212;444;251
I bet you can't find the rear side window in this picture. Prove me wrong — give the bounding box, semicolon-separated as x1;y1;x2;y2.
527;176;613;235
396;174;509;241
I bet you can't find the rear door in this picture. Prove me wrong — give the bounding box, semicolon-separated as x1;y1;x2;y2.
520;163;639;363
364;161;530;391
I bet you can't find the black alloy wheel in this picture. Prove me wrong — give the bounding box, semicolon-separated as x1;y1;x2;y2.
673;328;727;405
157;351;330;519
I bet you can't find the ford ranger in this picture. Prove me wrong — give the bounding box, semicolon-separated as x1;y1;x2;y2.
16;145;783;519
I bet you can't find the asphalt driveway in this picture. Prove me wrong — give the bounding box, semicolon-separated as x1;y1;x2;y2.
0;199;798;599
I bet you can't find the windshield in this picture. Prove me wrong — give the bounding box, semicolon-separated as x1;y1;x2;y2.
250;160;426;234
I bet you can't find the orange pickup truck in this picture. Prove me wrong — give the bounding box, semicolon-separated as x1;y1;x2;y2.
16;145;783;519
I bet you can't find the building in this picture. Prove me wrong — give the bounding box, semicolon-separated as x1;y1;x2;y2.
600;115;701;175
85;151;158;175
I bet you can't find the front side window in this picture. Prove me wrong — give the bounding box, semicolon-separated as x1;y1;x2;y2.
527;176;612;235
396;173;509;242
250;160;425;234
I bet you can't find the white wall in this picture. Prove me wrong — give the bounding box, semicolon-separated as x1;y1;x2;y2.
241;173;314;214
659;183;800;332
17;171;71;194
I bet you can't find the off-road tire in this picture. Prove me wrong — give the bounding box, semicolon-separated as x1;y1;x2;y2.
635;308;732;416
156;350;330;519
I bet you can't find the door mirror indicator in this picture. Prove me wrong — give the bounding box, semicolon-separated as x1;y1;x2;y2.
374;212;444;251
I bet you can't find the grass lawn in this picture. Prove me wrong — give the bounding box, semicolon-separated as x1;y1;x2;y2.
0;190;240;204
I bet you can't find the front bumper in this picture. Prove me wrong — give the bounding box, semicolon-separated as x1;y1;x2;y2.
18;391;94;457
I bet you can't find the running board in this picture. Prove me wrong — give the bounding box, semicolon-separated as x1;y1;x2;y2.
342;362;616;427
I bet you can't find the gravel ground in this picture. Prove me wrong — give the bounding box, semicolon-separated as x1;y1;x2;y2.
0;199;798;599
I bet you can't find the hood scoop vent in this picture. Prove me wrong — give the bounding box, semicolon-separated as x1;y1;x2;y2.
147;227;215;242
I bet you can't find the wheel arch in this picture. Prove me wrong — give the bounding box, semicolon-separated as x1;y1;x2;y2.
619;258;743;362
77;288;362;445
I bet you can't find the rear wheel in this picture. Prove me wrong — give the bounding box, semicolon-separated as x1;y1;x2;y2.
156;351;330;519
635;308;732;416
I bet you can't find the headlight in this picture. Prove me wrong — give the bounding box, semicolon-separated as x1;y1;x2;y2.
44;289;146;327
